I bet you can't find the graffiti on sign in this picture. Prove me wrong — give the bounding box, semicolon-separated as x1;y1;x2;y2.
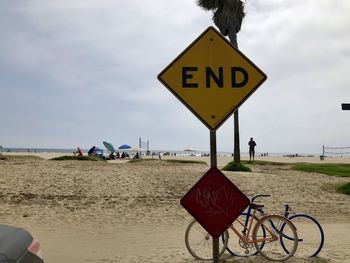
181;167;250;238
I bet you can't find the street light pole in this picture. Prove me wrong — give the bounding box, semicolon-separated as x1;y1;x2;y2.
342;103;350;110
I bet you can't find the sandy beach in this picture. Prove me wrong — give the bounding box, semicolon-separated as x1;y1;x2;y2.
0;153;349;262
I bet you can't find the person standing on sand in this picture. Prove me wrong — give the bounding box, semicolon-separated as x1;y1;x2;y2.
248;137;256;162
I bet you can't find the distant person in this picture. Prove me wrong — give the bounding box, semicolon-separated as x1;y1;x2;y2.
133;152;139;159
121;152;126;159
107;152;115;160
74;147;83;156
248;137;256;162
88;146;96;156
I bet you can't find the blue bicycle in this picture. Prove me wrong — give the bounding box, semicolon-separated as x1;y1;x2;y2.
223;194;324;258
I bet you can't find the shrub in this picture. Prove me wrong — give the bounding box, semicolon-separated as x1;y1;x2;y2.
0;155;42;160
51;156;104;161
336;182;350;195
222;161;251;172
242;160;287;166
293;163;350;177
164;159;207;164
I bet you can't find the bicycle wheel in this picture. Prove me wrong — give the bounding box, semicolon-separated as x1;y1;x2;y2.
185;219;228;260
253;215;298;262
222;212;265;257
280;214;324;257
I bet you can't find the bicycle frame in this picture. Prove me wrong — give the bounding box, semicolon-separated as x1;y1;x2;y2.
249;195;323;257
281;204;302;242
247;198;301;242
227;208;278;245
220;193;324;259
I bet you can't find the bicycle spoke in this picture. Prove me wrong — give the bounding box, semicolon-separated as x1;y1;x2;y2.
286;215;324;257
224;213;262;257
185;220;228;260
254;215;298;261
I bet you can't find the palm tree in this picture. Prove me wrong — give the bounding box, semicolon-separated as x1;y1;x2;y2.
196;0;246;166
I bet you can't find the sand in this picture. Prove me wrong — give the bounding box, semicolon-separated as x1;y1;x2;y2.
0;153;349;262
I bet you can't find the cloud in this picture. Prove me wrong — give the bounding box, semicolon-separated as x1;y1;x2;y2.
0;0;349;154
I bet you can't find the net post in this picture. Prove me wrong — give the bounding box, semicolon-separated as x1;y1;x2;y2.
322;145;325;160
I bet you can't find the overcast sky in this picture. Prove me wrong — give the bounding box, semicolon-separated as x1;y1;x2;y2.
1;0;349;154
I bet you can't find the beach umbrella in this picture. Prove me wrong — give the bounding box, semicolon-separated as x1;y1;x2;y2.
184;148;196;152
118;144;131;150
103;141;115;153
95;147;104;155
130;147;144;152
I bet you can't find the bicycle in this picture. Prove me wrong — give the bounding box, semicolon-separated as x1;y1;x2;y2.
185;196;298;262
281;203;324;257
224;194;324;258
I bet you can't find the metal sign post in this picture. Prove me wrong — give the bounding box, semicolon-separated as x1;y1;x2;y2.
210;130;219;263
158;26;266;263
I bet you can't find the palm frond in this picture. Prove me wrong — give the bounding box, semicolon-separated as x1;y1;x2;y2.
224;0;245;23
196;0;222;11
213;0;245;35
213;9;229;35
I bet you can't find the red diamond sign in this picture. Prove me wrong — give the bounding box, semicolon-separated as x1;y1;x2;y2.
181;167;250;238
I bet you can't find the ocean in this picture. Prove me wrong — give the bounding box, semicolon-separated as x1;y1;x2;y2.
0;146;321;158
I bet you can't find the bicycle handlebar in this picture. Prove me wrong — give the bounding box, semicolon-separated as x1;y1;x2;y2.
251;194;271;203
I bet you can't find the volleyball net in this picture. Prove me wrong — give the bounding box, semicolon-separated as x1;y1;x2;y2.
139;138;150;154
322;145;350;157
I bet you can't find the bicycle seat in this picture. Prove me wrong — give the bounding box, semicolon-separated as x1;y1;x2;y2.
250;203;264;210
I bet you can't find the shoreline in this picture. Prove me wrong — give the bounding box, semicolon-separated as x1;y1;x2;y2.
2;151;350;166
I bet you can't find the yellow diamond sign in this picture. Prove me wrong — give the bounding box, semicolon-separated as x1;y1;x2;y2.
158;26;267;130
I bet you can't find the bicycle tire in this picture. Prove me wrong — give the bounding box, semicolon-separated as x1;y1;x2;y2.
280;214;324;257
185;219;228;260
253;214;298;262
221;212;266;257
